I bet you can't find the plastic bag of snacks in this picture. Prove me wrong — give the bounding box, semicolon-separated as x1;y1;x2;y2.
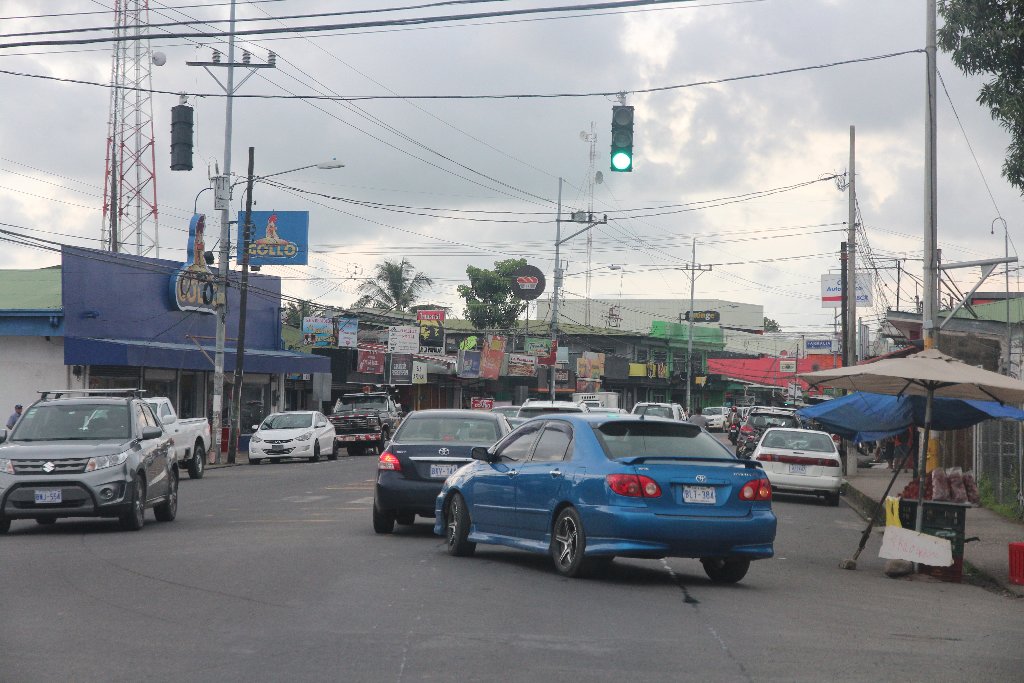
962;470;981;505
947;466;968;504
930;467;951;501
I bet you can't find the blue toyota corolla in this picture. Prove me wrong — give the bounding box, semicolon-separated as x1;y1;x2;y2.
434;414;776;581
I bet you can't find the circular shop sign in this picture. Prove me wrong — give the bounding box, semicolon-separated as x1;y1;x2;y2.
510;264;546;301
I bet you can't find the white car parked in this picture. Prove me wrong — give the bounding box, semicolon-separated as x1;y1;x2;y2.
750;427;842;506
701;406;727;431
249;411;338;464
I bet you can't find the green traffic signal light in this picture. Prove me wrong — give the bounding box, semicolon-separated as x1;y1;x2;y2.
610;105;634;172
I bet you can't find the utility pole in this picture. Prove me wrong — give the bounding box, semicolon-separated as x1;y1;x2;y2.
923;0;939;350
186;5;275;463
681;238;712;415
840;241;849;367
227;146;255;464
549;177;606;401
846;125;858;367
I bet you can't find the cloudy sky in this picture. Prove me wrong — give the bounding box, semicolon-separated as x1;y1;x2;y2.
1;0;1021;337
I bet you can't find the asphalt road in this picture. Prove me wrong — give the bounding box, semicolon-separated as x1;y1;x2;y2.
1;450;1021;683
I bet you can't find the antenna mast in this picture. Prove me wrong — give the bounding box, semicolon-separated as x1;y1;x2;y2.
101;0;160;257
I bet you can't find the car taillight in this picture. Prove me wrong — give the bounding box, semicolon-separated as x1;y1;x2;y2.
378;450;401;471
739;478;772;501
831;434;842;444
606;474;661;498
756;452;778;462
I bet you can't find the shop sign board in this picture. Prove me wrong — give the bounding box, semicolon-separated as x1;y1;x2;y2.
805;339;832;351
470;397;494;410
555;368;570;385
821;273;872;308
576;352;605;380
357;349;385;375
459;350;481;378
509;264;546;301
390;353;413;384
237;211;309;265
779;360;797;373
480;336;506;380
170;213;218;314
338;317;358;349
388;325;419;354
683;310;720;323
412;361;428;384
507;354;537;377
301;316;337;348
525;337;552;357
879;526;953;567
416;309;445;351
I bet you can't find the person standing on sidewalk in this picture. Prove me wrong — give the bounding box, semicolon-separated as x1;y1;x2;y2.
6;403;23;430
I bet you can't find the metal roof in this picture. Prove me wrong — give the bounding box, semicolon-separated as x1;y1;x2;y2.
0;269;61;310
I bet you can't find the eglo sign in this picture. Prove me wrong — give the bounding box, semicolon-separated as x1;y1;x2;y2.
169;213;218;314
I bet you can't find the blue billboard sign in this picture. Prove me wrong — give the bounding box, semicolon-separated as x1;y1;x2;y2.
805;339;833;351
237;211;309;265
169;213;218;314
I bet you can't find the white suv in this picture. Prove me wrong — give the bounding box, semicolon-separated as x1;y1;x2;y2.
516;400;589;420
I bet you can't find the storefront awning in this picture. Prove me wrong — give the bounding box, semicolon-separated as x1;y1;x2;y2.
65;336;329;374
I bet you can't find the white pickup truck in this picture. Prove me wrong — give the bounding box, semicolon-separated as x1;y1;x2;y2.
146;397;211;479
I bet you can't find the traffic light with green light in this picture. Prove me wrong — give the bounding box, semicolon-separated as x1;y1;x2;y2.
610;105;634;172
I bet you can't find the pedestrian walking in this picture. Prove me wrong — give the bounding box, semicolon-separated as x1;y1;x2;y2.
6;403;23;430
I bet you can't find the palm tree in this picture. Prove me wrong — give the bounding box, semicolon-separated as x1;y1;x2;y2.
354;258;434;312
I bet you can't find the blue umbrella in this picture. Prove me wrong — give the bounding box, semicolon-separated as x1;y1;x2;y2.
797;392;1024;443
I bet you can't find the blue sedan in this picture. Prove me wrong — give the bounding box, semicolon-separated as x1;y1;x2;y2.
434;414;776;581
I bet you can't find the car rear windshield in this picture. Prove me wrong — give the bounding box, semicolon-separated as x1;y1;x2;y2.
594;421;734;460
518;406;583;417
13;403;131;441
761;430;835;452
747;414;799;429
336;396;387;411
635;405;674;419
702;407;723;416
261;413;313;430
395;416;500;443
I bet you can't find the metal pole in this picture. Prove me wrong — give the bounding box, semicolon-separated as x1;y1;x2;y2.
686;238;696;415
210;0;237;464
923;0;939;349
840;241;849;367
549;177;563;402
847;125;858;366
227;146;254;464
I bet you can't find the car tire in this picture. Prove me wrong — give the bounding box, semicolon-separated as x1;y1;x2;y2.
119;476;146;532
701;558;750;584
270;458;281;464
445;493;475;557
188;441;206;479
825;491;841;507
328;439;339;461
396;512;415;525
348;445;365;457
249;457;261;465
372;501;395;534
309;442;321;463
0;518;10;534
36;517;57;526
551;507;588;578
154;468;178;522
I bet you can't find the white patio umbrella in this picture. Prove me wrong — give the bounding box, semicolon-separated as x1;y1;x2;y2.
800;348;1024;545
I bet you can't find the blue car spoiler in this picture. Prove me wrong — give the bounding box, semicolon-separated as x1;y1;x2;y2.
617;455;763;469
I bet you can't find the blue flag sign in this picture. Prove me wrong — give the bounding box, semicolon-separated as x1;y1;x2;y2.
237;211;309;265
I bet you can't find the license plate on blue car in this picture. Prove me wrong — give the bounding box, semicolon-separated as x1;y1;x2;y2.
682;485;716;504
34;489;62;504
430;464;459;479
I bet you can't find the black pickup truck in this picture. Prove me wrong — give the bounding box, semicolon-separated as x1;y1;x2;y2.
328;392;402;456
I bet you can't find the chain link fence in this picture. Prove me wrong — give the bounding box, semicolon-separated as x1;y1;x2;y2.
973;420;1023;511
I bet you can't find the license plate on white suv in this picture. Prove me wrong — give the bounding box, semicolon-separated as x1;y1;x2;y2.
430;464;459;479
34;489;62;504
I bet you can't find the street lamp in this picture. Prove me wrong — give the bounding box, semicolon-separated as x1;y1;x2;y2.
215;154;343;464
549;177;607;401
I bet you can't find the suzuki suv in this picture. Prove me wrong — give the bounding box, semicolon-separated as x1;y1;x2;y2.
0;389;178;533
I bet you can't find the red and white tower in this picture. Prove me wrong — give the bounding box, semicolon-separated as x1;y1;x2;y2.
101;0;160;256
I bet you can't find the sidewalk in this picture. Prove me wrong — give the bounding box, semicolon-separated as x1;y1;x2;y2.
844;464;1024;597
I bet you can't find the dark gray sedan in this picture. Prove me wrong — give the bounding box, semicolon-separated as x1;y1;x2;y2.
372;409;511;533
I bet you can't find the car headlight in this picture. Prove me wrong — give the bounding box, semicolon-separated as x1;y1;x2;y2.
295;431;313;441
85;451;130;472
250;433;262;443
367;417;380;426
0;458;13;475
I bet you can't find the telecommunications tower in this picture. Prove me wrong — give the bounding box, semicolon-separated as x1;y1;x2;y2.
102;0;160;257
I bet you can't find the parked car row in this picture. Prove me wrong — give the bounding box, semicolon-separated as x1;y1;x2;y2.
372;407;778;583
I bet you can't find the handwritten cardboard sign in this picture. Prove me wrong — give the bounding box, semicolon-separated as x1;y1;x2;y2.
879;526;953;567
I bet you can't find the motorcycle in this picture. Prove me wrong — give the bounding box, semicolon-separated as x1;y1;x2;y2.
727;422;739;445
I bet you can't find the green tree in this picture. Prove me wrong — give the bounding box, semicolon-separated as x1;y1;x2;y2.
458;258;528;330
354;258;434;312
763;317;782;332
938;2;1024;192
282;300;325;327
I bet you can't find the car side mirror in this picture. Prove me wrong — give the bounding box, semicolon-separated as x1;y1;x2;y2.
471;445;493;462
251;424;259;431
141;426;163;440
0;428;6;444
161;414;177;425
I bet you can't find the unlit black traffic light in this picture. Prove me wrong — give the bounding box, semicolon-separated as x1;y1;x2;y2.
170;103;194;171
